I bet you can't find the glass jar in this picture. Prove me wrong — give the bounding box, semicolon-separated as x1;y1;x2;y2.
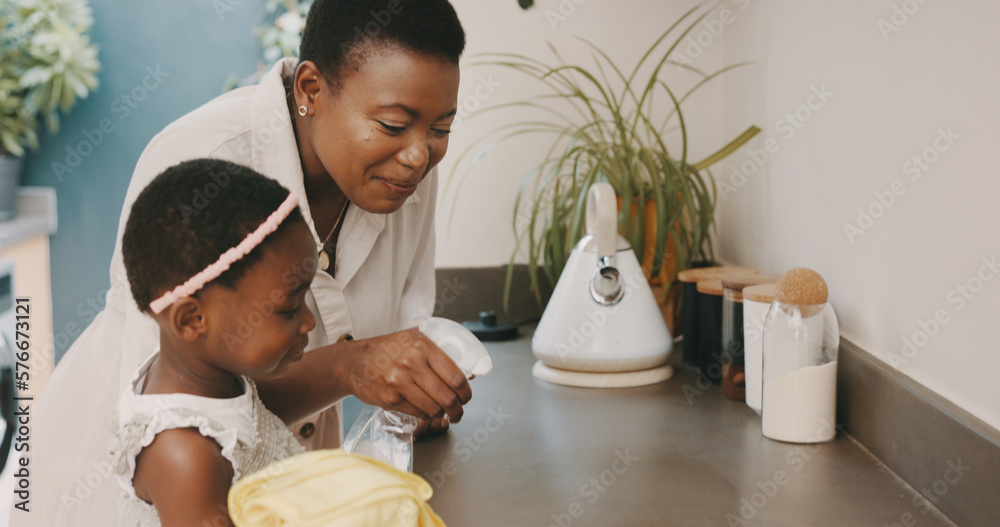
695;279;724;384
721;275;779;401
677;266;756;369
761;300;840;443
742;283;778;415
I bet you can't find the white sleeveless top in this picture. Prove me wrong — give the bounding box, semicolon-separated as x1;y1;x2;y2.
109;353;305;526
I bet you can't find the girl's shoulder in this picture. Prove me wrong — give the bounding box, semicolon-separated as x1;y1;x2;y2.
109;373;255;526
110;364;255;498
111;372;303;495
120;424;237;526
131;426;234;500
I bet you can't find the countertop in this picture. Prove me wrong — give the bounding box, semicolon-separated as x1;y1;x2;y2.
413;327;955;527
0;187;57;251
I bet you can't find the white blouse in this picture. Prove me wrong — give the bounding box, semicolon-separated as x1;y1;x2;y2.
110;353;304;526
18;58;437;527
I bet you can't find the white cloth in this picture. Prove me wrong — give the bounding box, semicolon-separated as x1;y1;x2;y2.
14;58;437;527
109;353;304;526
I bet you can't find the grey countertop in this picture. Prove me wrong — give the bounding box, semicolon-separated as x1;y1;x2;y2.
413;326;955;527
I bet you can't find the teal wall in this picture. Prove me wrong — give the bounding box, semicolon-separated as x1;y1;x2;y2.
22;1;263;361
23;1;365;426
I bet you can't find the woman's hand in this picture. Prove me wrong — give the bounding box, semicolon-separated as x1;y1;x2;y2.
413;415;450;441
255;327;472;426
343;327;472;423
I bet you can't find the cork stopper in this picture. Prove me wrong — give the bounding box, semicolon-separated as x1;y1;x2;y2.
696;279;725;296
677;266;757;283
743;283;777;304
775;268;828;305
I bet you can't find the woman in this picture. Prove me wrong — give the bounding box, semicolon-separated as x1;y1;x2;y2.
20;1;470;525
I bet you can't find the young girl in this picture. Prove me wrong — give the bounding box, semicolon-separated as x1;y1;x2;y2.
110;158;317;526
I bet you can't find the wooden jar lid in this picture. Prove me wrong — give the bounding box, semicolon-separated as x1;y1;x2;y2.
677;266;757;283
743;283;777;303
721;274;780;292
696;279;725;296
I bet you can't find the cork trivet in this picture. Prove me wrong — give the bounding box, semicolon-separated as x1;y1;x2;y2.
775;268;828;305
743;283;777;304
677;266;757;283
532;361;674;388
696;279;725;296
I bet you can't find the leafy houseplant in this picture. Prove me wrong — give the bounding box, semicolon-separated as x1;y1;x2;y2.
0;0;100;157
256;0;312;67
449;3;760;313
0;0;100;219
224;0;311;91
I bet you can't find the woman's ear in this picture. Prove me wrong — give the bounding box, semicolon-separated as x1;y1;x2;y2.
164;297;209;341
293;60;325;110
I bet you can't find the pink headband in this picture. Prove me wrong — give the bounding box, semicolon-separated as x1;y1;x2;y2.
149;192;300;314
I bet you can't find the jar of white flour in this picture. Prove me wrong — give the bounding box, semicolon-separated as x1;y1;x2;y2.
761;268;840;443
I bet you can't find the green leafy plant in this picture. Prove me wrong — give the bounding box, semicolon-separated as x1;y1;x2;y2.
256;0;311;69
448;3;760;306
0;0;100;157
224;0;311;91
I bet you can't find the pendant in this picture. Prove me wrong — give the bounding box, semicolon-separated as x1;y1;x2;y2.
318;250;330;271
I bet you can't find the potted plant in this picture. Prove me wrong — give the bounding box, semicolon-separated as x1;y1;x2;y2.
223;0;311;90
0;0;100;220
448;3;760;328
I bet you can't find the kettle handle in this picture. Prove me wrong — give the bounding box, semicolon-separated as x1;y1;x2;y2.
586;182;617;259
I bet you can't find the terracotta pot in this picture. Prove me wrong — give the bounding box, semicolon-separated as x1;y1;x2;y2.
618;197;683;334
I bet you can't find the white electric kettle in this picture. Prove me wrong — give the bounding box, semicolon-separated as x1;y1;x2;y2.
532;183;673;373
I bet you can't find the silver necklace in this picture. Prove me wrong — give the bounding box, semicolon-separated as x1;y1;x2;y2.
318;200;349;272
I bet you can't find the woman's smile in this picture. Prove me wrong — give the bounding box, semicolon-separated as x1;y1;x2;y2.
374;175;420;198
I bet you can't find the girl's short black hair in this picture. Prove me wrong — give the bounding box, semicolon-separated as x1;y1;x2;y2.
122;159;304;314
299;0;465;87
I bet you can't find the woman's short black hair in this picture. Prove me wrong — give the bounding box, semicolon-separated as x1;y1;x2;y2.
299;0;465;87
122;159;304;314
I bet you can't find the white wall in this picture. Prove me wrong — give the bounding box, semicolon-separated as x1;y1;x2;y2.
438;0;725;266
438;0;1000;432
716;0;1000;430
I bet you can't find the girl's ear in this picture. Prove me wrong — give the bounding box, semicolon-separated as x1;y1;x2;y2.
165;297;209;341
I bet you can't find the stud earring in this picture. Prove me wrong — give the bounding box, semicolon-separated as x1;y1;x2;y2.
298;105;308;116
